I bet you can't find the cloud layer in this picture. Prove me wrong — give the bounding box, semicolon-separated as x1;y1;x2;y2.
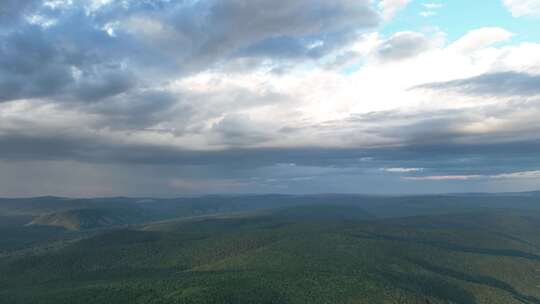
0;1;539;196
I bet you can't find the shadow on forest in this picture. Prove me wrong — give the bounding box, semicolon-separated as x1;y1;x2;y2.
352;232;540;262
407;258;540;304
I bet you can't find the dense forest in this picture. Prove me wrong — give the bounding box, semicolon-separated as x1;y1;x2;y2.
1;194;540;304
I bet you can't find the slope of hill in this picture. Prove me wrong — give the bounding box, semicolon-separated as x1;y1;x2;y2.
271;203;375;221
0;197;137;216
29;208;153;231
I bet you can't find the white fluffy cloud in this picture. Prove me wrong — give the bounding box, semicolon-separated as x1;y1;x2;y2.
164;26;540;151
379;0;411;21
503;0;540;17
448;27;513;54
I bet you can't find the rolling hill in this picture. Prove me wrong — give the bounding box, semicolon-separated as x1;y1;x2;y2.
1;198;539;304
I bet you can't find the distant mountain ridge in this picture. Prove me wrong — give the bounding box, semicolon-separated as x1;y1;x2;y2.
1;192;539;231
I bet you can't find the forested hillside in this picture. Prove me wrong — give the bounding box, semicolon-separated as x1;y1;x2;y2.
1;194;539;303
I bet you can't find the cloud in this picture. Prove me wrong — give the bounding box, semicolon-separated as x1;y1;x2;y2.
503;0;540;17
1;1;540;196
405;175;482;181
406;170;540;181
1;25;538;156
415;72;540;97
1;25;540;168
492;170;540;179
0;16;135;104
384;168;424;173
0;26;73;102
0;0;380;104
379;0;411;21
420;2;442;17
375;31;431;62
419;11;437;17
422;3;443;9
120;0;379;70
211;114;277;147
448;27;513;54
0;0;38;25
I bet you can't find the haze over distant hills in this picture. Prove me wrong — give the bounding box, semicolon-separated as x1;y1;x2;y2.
2;192;540;231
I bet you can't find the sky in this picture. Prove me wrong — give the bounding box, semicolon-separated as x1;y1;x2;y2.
1;0;540;197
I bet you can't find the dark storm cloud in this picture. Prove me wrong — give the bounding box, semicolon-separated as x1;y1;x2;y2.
0;5;130;103
166;0;379;65
349;100;540;147
1;99;539;178
1;128;539;186
0;0;378;102
1;64;538;179
72;67;137;102
415;72;540;97
211;114;276;146
0;16;134;103
84;90;180;130
0;26;73;102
